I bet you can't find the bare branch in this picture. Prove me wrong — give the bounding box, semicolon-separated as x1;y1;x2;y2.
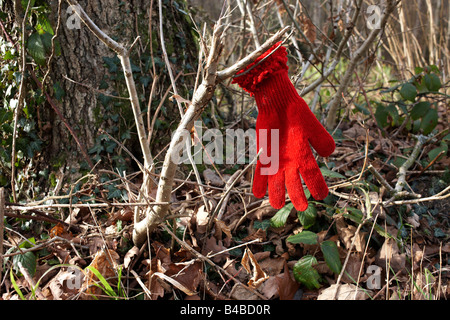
217;25;290;80
133;21;290;246
325;0;399;130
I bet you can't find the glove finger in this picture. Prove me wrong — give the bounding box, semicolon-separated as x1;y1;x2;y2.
268;169;286;209
252;162;268;198
296;98;335;157
298;153;329;200
309;128;335;158
285;168;308;211
304;111;335;157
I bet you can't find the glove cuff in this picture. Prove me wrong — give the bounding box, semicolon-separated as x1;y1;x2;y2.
232;41;288;95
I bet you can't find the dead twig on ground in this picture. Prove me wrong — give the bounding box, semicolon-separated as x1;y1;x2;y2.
161;224;267;300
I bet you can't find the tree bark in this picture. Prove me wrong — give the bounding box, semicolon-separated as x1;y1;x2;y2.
42;0;196;175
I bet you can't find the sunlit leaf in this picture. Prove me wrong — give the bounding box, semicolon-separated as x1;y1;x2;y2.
287;230;318;245
293;255;321;289
270;203;294;228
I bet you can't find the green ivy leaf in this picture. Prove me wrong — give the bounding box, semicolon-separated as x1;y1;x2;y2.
410;101;431;120
13;251;37;277
287;230;318;245
107;186;122;199
27;32;46;66
53;82;65;101
103;56;120;73
385;104;399;126
27;32;58;66
253;219;271;231
21;0;36;10
427;142;448;161
320;168;345;179
36;14;54;35
414;67;424;74
297;203;317;229
420;108;438;134
320;240;342;274
293;255;321;289
424;73;441;92
270;203;294;228
399;83;417;102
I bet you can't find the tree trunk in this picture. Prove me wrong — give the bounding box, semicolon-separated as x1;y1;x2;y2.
41;0;197;178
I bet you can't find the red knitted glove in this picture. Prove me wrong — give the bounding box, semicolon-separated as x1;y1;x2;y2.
232;42;335;211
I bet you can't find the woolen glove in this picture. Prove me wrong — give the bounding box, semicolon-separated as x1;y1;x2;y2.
232;41;335;211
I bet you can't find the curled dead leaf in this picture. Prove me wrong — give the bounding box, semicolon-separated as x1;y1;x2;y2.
196;205;210;234
124;246;140;269
214;219;232;240
241;248;269;288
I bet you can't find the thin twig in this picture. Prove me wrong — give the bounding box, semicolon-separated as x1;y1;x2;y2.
207;238;261;259
0;188;5;290
11;0;32;202
237;0;261;48
301;0;364;96
368;164;395;193
157;0;184;117
394;135;428;193
41;0;62;91
17;261;45;299
217;25;290;80
161;224;267;300
66;0;152;169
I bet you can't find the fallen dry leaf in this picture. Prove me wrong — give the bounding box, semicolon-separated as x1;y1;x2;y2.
109;208;133;222
341;253;364;284
48;268;85;300
336;218;366;252
202;236;229;263
317;284;372;300
152;241;172;266
376;238;406;273
260;276;279;299
82;249;120;299
258;256;285;277
203;169;225;187
124;246;140;269
145;270;165;300
242;228;266;242
164;260;203;295
407;213;420;229
230;283;260;300
252;199;278;220
214;219;232;240
276;261;300;300
196;205;210;234
241;248;269;288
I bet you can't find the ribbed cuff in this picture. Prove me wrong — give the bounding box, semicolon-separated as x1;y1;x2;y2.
232;41;288;94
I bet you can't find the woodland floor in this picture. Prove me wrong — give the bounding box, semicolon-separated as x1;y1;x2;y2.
1;101;448;301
